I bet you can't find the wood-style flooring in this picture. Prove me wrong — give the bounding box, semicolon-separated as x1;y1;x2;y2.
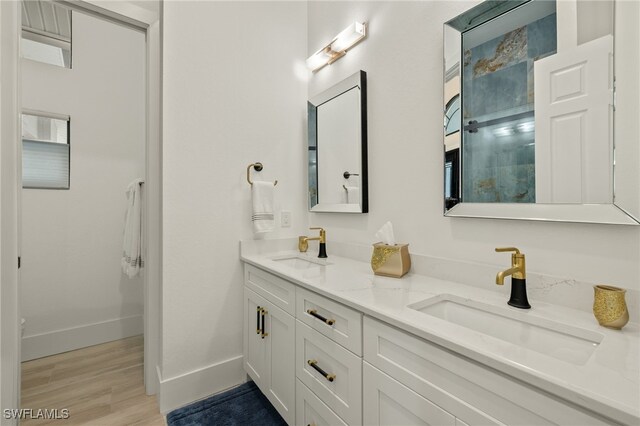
21;336;165;426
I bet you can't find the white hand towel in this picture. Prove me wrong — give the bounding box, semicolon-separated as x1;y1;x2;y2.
122;179;144;278
252;181;275;233
345;186;360;204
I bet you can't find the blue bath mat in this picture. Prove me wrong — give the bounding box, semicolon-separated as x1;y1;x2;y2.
166;381;287;426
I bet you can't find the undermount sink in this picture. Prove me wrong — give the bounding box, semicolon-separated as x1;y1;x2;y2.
271;255;330;269
409;294;603;365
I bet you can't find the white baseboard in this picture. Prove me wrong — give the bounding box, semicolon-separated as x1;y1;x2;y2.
158;355;245;413
21;315;143;361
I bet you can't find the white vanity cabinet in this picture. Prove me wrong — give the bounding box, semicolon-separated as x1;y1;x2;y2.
243;261;626;426
243;264;362;426
243;266;296;425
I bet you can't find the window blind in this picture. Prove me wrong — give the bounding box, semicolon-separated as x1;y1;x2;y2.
22;140;70;189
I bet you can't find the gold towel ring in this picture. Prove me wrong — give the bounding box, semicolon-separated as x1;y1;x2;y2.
247;162;278;186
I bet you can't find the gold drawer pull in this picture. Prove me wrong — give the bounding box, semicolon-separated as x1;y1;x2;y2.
307;359;336;382
307;309;335;326
256;306;262;334
260;308;268;339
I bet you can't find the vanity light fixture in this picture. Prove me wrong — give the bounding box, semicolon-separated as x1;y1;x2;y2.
306;21;367;72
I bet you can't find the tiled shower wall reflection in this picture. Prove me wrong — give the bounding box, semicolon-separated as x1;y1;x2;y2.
462;11;557;203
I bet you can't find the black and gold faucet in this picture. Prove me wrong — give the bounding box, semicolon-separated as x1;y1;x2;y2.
495;247;531;309
298;227;327;258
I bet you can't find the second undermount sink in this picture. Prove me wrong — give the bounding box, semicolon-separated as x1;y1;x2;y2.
271;255;330;269
409;294;603;365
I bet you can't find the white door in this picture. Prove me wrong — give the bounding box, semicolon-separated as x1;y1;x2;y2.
244;288;268;391
264;301;295;425
534;35;614;203
363;362;456;426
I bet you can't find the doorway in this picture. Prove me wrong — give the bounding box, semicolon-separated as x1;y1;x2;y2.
20;2;146;363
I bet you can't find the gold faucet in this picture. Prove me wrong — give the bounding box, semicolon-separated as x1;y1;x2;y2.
298;227;325;252
495;246;531;309
299;227;327;258
495;247;526;285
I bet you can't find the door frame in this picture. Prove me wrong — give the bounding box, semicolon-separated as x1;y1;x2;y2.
1;2;22;423
0;1;162;418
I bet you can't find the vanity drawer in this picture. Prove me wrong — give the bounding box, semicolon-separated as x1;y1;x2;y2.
363;317;610;426
296;379;347;426
296;287;362;355
244;264;295;315
296;321;362;425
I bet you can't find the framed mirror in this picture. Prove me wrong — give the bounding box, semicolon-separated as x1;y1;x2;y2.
308;70;368;213
444;0;639;225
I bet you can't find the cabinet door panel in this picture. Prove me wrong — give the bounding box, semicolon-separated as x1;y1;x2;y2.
265;302;295;425
363;362;456;426
244;287;269;390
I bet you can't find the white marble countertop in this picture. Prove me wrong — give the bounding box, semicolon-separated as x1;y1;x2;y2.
240;240;639;425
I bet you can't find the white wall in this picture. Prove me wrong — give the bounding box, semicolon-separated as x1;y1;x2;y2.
307;2;640;293
20;11;146;360
161;0;308;411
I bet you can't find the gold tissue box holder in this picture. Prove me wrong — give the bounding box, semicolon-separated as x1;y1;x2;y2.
371;243;411;278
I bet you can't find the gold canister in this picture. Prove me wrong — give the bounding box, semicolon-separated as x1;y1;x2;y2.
593;285;629;330
371;243;411;278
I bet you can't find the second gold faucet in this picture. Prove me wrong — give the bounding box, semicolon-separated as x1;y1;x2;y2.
495;247;530;309
299;227;327;258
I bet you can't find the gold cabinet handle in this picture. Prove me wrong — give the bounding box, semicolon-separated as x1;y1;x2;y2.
260;308;269;339
307;309;335;326
256;306;262;334
307;359;336;382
